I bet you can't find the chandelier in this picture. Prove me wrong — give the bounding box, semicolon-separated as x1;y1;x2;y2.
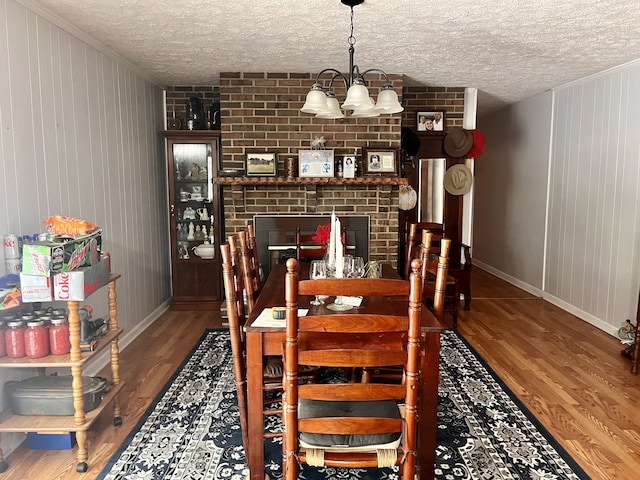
300;0;404;119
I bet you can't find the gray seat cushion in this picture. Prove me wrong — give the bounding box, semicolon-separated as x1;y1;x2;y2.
298;399;401;448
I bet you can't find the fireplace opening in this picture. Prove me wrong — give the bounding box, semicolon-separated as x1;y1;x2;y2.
253;215;370;279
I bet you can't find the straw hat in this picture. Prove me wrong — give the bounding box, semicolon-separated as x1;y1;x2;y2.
444;164;473;195
444;128;473;157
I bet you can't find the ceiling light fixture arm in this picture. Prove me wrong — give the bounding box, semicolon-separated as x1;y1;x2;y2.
300;0;403;117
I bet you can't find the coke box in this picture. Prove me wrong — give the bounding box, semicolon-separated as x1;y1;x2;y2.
53;253;111;301
22;230;101;276
19;274;53;302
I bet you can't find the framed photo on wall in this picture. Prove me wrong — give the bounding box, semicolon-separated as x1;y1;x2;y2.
362;147;398;177
246;152;277;176
298;150;334;178
416;111;445;132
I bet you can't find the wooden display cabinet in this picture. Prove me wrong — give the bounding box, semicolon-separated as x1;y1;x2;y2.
0;274;124;474
163;131;222;310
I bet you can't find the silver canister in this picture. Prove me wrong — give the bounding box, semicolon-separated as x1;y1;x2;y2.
3;234;20;259
5;258;21;275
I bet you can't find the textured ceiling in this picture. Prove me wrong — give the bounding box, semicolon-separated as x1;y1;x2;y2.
23;0;640;116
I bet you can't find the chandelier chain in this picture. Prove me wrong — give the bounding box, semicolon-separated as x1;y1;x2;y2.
348;7;356;47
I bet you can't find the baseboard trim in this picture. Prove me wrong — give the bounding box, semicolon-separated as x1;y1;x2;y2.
473;261;618;338
473;261;544;298
83;300;171;376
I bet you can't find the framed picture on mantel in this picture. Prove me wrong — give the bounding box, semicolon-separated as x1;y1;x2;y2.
363;147;398;177
246;152;277;176
298;150;334;178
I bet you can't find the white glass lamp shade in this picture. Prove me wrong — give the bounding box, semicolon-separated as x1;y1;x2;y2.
316;93;345;119
341;79;371;110
350;97;379;117
374;85;404;114
301;84;330;114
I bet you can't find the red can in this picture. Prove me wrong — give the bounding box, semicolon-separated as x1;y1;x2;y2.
6;321;26;358
24;320;50;358
49;318;71;355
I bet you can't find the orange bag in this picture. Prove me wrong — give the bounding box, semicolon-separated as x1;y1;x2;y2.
43;215;98;236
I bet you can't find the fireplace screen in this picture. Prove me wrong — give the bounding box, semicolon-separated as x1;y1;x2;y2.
253;215;370;278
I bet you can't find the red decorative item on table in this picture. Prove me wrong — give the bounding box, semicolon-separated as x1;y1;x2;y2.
312;223;345;245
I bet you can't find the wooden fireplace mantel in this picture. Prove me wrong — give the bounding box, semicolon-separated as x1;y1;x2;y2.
213;177;408;186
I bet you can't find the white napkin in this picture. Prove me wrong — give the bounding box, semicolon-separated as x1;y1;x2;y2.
251;308;308;328
340;296;363;307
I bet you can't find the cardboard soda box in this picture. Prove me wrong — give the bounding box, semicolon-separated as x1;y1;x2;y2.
19;274;53;302
22;230;102;276
53;253;111;301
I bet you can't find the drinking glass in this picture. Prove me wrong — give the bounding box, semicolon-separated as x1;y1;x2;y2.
342;255;353;277
309;260;327;305
349;256;365;278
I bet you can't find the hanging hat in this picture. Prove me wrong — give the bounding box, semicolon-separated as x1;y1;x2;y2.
444;164;473;196
444;128;473;157
467;129;485;158
401;127;421;157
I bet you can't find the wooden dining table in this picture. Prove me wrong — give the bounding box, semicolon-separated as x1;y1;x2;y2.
244;262;445;480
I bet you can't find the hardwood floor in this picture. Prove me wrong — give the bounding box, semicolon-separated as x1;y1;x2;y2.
2;268;639;479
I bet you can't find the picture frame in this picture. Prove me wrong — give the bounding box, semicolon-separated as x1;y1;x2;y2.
298;150;334;178
343;156;356;179
416;111;445;132
362;147;398;177
245;152;277;176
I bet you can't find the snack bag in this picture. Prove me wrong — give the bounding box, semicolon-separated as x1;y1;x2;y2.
43;215;99;236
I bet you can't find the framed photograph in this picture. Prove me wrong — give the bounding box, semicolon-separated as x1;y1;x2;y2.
343;156;356;178
363;147;398;177
416;111;445;132
298;150;334;178
245;152;277;176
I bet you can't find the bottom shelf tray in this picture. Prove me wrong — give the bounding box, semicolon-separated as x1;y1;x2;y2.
0;381;125;433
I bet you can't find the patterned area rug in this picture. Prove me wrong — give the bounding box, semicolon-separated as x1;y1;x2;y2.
96;329;591;480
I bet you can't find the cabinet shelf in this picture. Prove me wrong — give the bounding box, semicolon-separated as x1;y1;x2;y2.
0;382;125;433
0;329;123;368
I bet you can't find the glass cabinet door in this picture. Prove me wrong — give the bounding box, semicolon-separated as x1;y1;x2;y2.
173;143;215;258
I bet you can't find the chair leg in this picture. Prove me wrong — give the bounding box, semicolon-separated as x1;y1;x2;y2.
463;291;471;310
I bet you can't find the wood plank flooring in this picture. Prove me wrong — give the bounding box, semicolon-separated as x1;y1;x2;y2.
2;268;639;479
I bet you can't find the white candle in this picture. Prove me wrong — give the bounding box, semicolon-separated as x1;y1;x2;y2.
335;217;343;278
328;210;336;265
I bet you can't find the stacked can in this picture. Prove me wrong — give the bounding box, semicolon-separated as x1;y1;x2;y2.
3;234;21;275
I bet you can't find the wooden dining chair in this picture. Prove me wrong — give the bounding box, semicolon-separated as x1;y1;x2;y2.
407;221;472;312
246;223;262;294
295;227;327;262
220;242;285;454
282;257;424;479
420;233;451;322
405;222;460;327
362;236;450;386
237;231;260;313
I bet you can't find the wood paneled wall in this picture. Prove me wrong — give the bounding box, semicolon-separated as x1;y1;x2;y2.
476;60;640;336
546;64;640;333
0;0;170;455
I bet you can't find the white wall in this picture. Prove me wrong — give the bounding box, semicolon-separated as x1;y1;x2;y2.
476;61;640;336
546;64;640;334
0;0;171;455
475;92;552;292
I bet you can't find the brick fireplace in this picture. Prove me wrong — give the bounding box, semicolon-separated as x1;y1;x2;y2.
165;76;466;268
